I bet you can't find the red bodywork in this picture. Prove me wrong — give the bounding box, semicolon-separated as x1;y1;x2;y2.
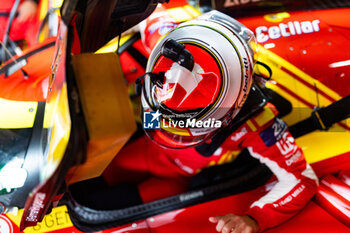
113;5;350;233
3;2;350;233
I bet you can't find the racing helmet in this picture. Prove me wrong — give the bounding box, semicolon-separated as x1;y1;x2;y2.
141;10;257;148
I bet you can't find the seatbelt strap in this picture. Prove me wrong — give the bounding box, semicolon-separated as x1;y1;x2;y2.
289;95;350;138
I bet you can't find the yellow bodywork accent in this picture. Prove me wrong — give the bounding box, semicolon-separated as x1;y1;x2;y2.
226;150;241;163
183;5;201;18
39;0;49;21
257;44;343;126
43;83;71;180
252;105;276;127
257;44;350;164
264;12;290;23
39;0;63;20
6;205;73;233
217;151;231;165
67;53;136;184
95;5;200;54
0;98;37;128
167;5;200;22
246;120;256;132
95;33;134;54
52;0;64;9
217;150;241;165
296;132;350;164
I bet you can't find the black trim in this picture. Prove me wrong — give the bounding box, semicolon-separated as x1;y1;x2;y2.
62;23;89;169
263;87;292;118
161;39;194;71
127;46;148;69
289;95;350;138
195;83;267;156
63;158;271;232
117;32;141;55
0;12;10;17
60;0;79;25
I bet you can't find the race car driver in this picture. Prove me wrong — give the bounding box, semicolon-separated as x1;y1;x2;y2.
102;10;319;233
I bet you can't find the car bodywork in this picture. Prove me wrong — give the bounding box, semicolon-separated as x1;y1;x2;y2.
0;0;350;232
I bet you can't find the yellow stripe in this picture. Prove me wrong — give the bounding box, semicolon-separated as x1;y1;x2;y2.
226;150;241;163
43;84;71;179
257;44;346;129
252;105;276;127
246;120;256;132
217;151;231;165
96;33;134;54
167;6;200;22
265;82;312;126
257;45;350;164
0;98;37;128
264;12;290;23
257;44;341;102
208;160;216;167
184;5;201;18
39;0;49;20
6;205;73;233
297;132;350;164
52;0;64;8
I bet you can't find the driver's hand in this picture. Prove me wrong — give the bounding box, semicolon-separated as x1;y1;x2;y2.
18;0;38;22
209;214;259;233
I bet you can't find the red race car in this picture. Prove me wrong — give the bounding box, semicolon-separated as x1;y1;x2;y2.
0;0;350;233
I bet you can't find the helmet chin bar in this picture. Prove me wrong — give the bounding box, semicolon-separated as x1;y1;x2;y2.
161;39;194;72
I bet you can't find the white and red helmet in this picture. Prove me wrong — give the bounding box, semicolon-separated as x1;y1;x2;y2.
141;10;256;148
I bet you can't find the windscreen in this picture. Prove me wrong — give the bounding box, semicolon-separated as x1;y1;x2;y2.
0;128;31;194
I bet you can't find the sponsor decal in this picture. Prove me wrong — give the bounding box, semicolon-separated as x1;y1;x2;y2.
276;132;297;156
30;206;72;232
273;184;305;207
179;191;204;202
0;215;13;233
259;118;287;147
26;193;46;222
241;57;250;104
148;22;178;35
256;20;320;43
143;111;161;129
285;150;302;166
231;127;248;141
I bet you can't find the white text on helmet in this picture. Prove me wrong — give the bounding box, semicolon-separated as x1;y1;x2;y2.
255;20;320;43
243;57;249;93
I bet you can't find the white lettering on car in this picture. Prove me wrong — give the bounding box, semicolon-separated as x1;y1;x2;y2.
255;20;321;43
276;132;297;156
